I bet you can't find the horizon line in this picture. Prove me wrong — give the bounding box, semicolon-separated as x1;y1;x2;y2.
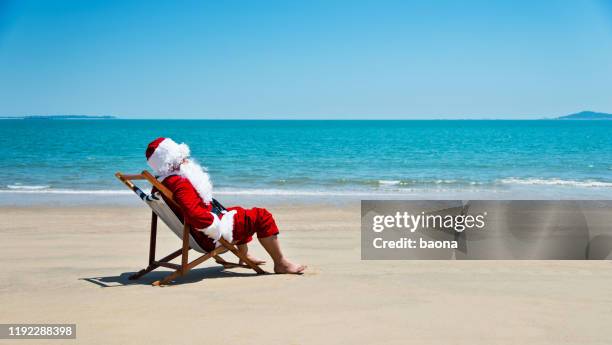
0;116;563;120
0;110;605;120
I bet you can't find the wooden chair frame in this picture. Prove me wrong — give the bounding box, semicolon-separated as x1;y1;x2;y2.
115;170;265;286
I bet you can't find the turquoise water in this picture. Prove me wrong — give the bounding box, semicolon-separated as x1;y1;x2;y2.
1;120;611;200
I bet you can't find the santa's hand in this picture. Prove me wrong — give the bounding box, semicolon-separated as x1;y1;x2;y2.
197;210;236;244
219;210;236;242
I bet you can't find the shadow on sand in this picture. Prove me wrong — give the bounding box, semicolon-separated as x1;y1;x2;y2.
81;266;264;288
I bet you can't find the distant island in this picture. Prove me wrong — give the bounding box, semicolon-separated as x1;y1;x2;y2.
556;111;612;120
0;115;117;120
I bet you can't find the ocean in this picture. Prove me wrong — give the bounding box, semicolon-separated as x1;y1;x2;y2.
1;119;611;204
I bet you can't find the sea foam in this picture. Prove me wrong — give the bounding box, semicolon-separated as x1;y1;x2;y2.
499;178;612;188
7;184;50;190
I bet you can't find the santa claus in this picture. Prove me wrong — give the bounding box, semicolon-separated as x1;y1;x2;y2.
145;137;305;274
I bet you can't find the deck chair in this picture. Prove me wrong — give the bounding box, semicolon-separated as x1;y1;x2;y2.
115;170;265;286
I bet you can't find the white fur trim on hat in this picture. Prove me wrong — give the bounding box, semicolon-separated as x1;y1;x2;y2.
197;210;235;246
147;138;191;175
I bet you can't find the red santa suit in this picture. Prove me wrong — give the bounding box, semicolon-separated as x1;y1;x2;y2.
146;137;279;252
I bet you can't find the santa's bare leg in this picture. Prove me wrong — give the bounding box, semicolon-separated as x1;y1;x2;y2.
258;235;306;274
237;243;266;265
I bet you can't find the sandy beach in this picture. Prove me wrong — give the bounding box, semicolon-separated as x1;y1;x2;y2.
1;204;611;344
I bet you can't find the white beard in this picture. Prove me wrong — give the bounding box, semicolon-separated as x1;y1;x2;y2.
178;160;213;203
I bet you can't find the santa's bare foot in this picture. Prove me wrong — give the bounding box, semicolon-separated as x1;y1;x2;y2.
240;255;266;266
274;259;306;274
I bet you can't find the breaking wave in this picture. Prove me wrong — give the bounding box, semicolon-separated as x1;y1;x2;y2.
1;188;133;195
2;177;611;198
7;184;50;190
499;178;612;188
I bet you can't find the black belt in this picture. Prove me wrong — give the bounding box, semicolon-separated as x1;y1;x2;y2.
211;198;227;217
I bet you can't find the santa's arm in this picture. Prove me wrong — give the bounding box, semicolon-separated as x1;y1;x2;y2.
172;178;234;243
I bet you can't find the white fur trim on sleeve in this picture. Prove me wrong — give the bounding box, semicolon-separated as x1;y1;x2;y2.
219;210;235;244
196;211;235;246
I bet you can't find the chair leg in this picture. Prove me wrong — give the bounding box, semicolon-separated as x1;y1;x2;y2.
130;212;162;280
152;246;226;286
129;248;183;280
218;238;266;274
129;269;149;280
148;212;158;265
152;269;183;286
151;240;267;286
213;255;233;267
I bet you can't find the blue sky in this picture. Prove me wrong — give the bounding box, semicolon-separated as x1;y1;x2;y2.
0;0;611;119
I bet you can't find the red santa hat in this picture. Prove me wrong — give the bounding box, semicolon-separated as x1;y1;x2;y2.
145;137;191;176
145;137;214;204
